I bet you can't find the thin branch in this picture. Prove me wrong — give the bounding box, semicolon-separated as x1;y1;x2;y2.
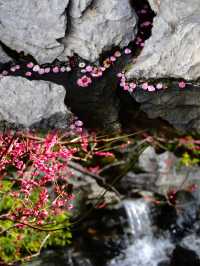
22;233;50;262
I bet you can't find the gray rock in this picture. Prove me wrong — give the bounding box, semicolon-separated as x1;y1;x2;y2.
156;151;200;194
0;46;11;64
126;0;200;80
68;161;119;213
131;85;200;132
0;0;137;63
70;0;93;18
0;76;71;129
61;0;137;62
119;146;200;195
138;146;158;173
0;0;69;64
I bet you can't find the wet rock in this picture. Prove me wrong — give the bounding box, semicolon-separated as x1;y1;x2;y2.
0;0;69;64
169;191;200;239
61;0;137;62
126;0;200;80
76;206;128;266
0;76;71;129
130;84;200;132
117;171;158;195
170;245;200;266
24;248;93;266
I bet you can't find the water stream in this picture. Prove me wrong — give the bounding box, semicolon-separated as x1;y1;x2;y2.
109;199;174;266
25;197;200;266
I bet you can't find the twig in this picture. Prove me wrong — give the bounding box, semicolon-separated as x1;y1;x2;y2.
22;233;50;262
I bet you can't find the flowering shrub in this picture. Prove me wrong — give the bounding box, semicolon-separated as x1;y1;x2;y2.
0;131;76;227
0;124;123;264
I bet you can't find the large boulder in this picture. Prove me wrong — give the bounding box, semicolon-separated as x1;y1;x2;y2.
59;0;138;62
0;76;71;129
118;146;200;195
0;0;137;64
0;0;69;64
131;84;200;132
126;0;200;80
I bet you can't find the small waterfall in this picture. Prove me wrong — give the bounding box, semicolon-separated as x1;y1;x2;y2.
123;199;152;238
109;199;174;266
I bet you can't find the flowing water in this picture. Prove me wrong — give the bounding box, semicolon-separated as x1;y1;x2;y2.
109;199;174;266
25;198;200;266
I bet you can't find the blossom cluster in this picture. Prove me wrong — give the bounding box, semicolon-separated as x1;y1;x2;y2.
0;131;76;225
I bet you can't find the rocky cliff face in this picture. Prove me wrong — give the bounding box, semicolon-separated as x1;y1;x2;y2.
0;0;137;64
0;0;200;133
61;0;137;62
126;0;200;80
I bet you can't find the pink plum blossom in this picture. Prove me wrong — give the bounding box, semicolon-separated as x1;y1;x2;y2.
100;67;106;72
123;83;129;91
117;72;123;78
110;56;116;62
10;66;16;72
25;71;32;77
147;85;156;92
27;62;34;68
38;68;45;75
124;48;132;54
178;81;186;89
60;66;66;72
2;70;8;75
85;65;93;72
52;66;59;73
156;83;163;90
142;82;148;90
75;120;83;127
33;65;40;72
66;66;71;72
44;67;50;73
114;51;122;57
91;68;103;78
77;75;92;87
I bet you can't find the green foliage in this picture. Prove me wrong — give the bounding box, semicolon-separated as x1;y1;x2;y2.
180;152;200;167
0;181;72;265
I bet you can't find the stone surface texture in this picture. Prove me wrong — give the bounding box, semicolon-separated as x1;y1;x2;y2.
69;0;93;18
58;0;137;62
126;0;200;80
68;161;119;211
0;76;71;129
0;46;11;64
0;0;69;64
0;0;137;63
131;85;200;132
119;146;200;195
